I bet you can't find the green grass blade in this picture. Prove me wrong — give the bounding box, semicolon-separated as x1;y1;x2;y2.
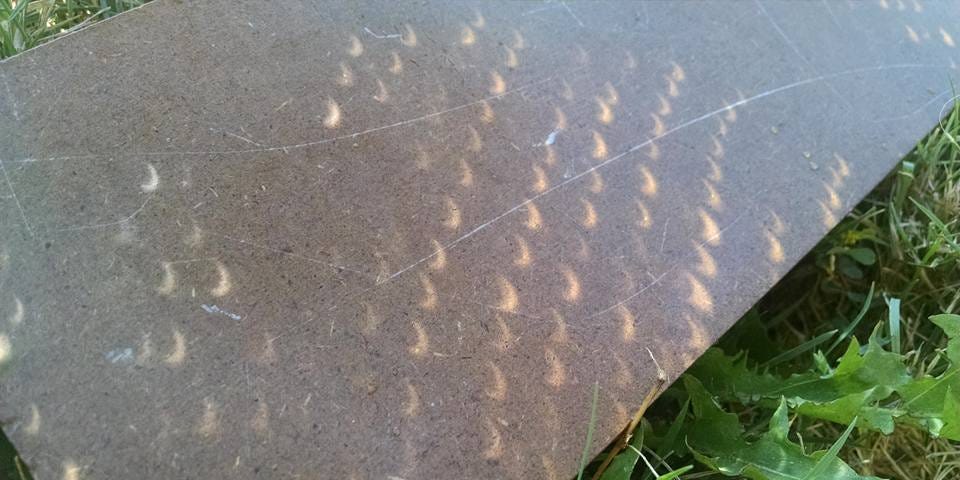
802;417;858;480
826;282;876;356
762;329;838;369
577;381;601;480
656;465;693;480
887;297;901;355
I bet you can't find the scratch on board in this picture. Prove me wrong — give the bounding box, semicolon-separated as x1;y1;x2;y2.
202;304;242;321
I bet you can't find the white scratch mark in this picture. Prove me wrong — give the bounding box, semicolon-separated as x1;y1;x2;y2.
363;27;401;40
105;347;134;364
561;1;585;27
201;304;242;321
659;218;670;253
544;129;560;146
223;130;263;147
755;0;850;108
873;88;952;123
213;233;370;278
755;0;807;63
820;0;841;28
52;195;151;232
520;4;563;16
0;158;33;237
2;72;19;121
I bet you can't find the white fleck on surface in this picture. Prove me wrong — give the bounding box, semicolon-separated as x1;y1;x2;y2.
105;348;134;364
202;304;242;321
544;130;560;146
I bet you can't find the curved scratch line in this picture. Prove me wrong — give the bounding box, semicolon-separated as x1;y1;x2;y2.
383;63;943;282
869;88;950;123
16;71;582;165
49;195;151;232
212;233;371;279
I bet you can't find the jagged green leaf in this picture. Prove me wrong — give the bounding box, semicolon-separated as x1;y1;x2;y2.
691;331;908;403
795;388;902;434
682;376;883;480
687;326;910;434
896;314;960;439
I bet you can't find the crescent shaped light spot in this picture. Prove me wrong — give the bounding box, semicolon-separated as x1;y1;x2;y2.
347;34;364;57
479;101;495;123
389;51;403;75
140;163;159;192
157;262;176;295
525;202;543;230
544;347;565;387
513;235;532;268
9;296;23;325
25;404;40;435
337;62;354;87
512;29;525;50
459;158;474;187
461;25;476;45
164;329;186;366
699;209;721;245
561;265;581;303
401;24;418;47
687;273;714;313
373;78;389;103
531;164;548;193
0;333;10;364
323;99;342;129
428;239;447;271
419;274;438;310
409;321;429;357
596;97;613;125
403;381;420;417
489;70;506;95
210;261;232;297
442;197;461;230
591;130;608;159
482;418;504;459
485;361;507;401
471;9;486;29
504;46;519;68
496;276;519;313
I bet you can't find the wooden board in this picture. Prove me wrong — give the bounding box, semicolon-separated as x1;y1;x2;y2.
0;1;957;478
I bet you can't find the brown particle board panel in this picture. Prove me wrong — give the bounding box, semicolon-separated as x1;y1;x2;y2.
0;1;957;478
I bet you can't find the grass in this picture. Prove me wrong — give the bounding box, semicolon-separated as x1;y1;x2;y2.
586;103;960;479
1;0;148;59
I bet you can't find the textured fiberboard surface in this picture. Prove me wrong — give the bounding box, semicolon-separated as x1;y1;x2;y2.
1;0;959;478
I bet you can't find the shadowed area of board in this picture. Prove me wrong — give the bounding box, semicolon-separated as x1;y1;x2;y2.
0;0;958;478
